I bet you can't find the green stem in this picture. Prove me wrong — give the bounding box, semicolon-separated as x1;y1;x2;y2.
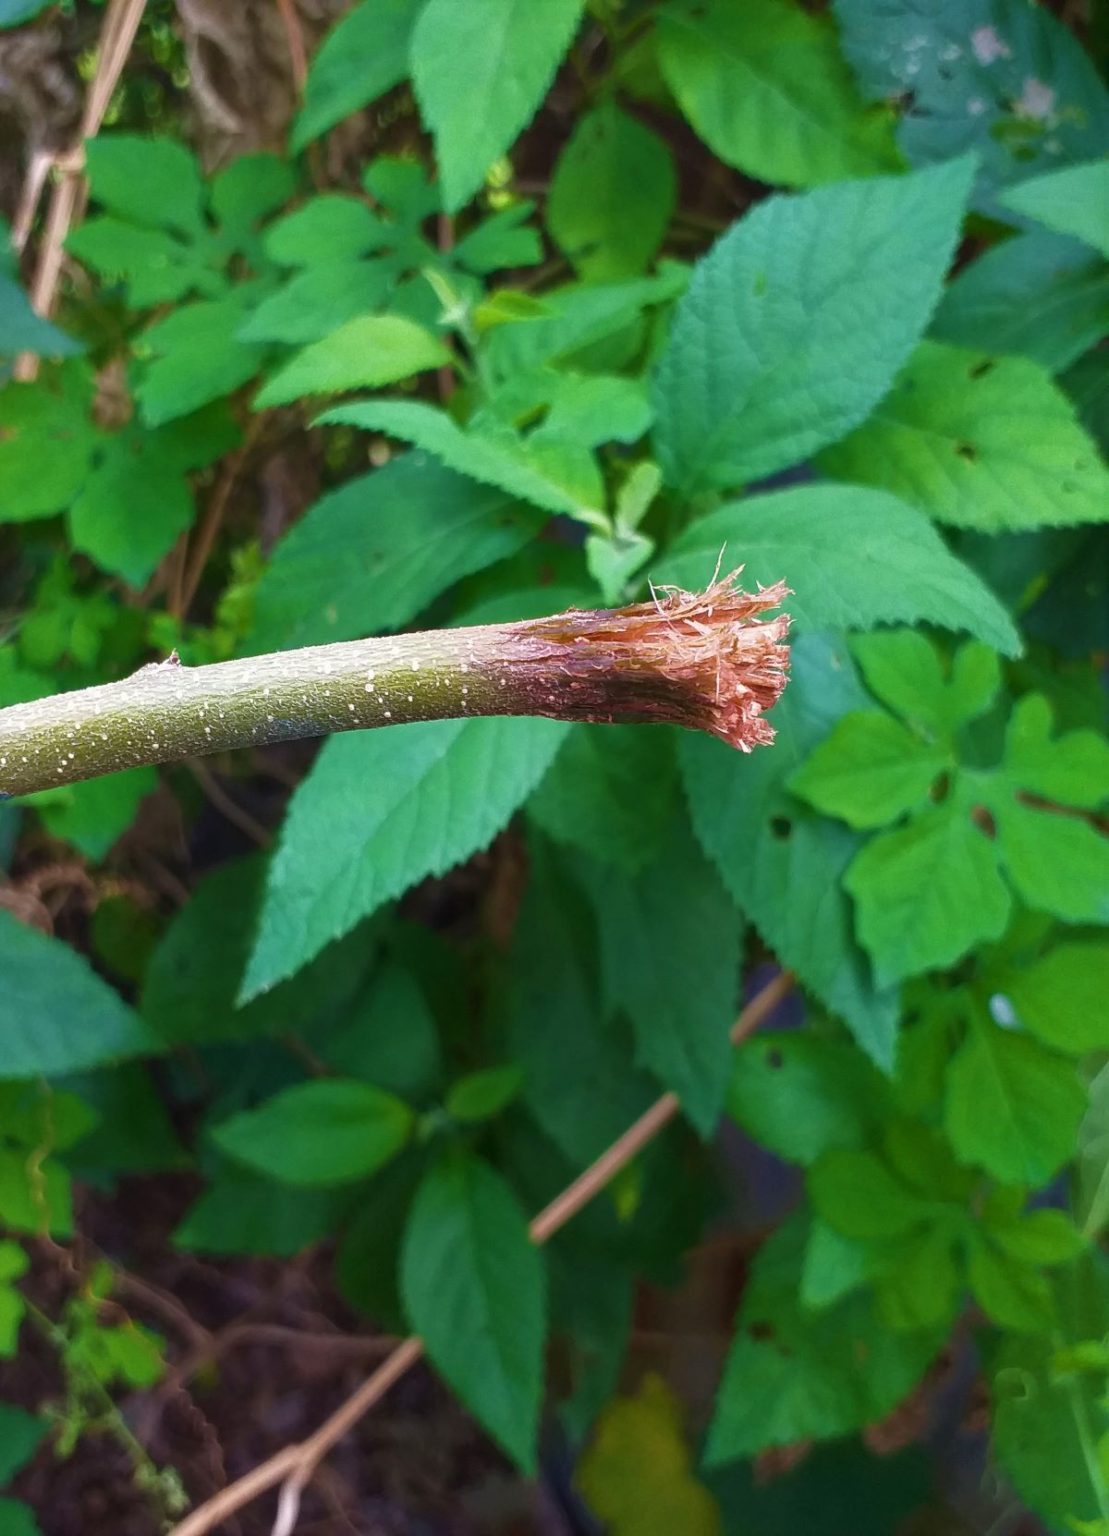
0;577;790;797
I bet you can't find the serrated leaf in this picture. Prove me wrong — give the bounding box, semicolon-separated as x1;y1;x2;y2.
657;0;899;188
790;712;950;830
845;791;1012;985
243;716;567;997
932;229;1109;373
657;484;1020;655
401;1153;546;1471
322;398;607;524
411;0;585;211
576;817;740;1135
0;911;159;1077
681;632;899;1067
249;454;536;651
136;295;266;426
67;216;224;308
944;1012;1086;1185
548;102;675;279
1000;160;1109;259
1006;940;1109;1055
453;203;542;274
652;156;975;493
820;341;1109;532
238;259;395;345
834;0;1109;212
528;724;677;873
292;0;422;150
263;195;390;267
706;1217;941;1462
84;134;205;236
256;315;450;407
212;1079;414;1186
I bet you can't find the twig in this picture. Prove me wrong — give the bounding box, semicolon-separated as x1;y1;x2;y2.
0;572;790;798
167;972;794;1536
176;415;264;621
187;761;273;848
274;0;309;91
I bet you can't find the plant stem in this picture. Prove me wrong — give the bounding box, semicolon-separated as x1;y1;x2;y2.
0;573;790;798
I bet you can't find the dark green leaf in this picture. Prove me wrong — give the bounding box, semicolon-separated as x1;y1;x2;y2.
292;0;422;150
728;1034;888;1167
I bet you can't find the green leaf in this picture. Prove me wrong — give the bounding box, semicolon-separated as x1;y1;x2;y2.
1006;940;1109;1055
509;840;659;1166
1000;160;1109;259
208;153;296;245
293;0;423;150
0;1499;41;1536
335;1153;424;1331
657;0;899;188
67;217;224;308
69;404;238;586
932;229;1109;373
995;693;1109;810
681;632;899;1067
652;156;975;493
0;363;98;523
322;398;607;524
0;273;81;358
820;340;1109;533
0;1402;45;1484
809;1150;928;1239
136;295;266;426
411;0;585;211
727;1034;887;1167
0;911;158;1077
446;1065;524;1123
986;1208;1085;1267
31;767;157;861
243;716;567;997
212;1079;414;1186
850;630;1001;737
401;1152;546;1471
173;1167;353;1256
0;1242;28;1355
944;1011;1086;1185
0;1147;72;1237
248;454;537;651
142;855;375;1046
1078;1066;1109;1239
0;0;53;24
453;203;542;274
993;797;1109;926
658;484;1019;655
84;135;205;236
834;0;1109;210
790;712;949;831
576;817;740;1135
238;259;395;345
705;1217;940;1462
323;959;443;1101
548;102;675;279
255;315;450;407
801;1219;873;1310
845;791;1012;985
527;724;678;873
263;195;390;267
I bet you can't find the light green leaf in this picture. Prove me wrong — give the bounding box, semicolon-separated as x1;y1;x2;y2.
986;1208;1086;1267
577;818;740;1135
0;911;159;1078
446;1066;524;1123
851;630;1001;737
845;792;1012;985
809;1149;928;1239
997;693;1109;809
412;0;585;211
263;195;390;267
528;724;678;873
944;1012;1086;1185
727;1034;887;1167
790;712;949;830
0;363;98;523
548;102;675;278
243;716;567;997
208;153;296;245
84;134;205;236
652;156;975;493
657;484;1020;655
66;217;223;308
657;0;899;188
293;0;422;149
1006;940;1109;1055
31;767;157;862
452;203;543;274
932;229;1109;373
992;797;1109;926
401;1153;546;1471
1000;160;1109;259
136;295;266;426
248;454;537;651
322;398;607;524
706;1217;940;1462
256;315;450;406
212;1079;414;1186
820;340;1109;532
801;1218;873;1310
681;633;899;1067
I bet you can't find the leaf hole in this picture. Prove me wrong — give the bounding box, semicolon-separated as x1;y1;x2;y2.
769;815;792;841
968;359;995;380
955;442;977;461
929;771;951;803
969;804;997;839
767;1048;784;1070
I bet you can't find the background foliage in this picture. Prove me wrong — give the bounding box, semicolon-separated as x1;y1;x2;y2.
1;0;1108;1531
